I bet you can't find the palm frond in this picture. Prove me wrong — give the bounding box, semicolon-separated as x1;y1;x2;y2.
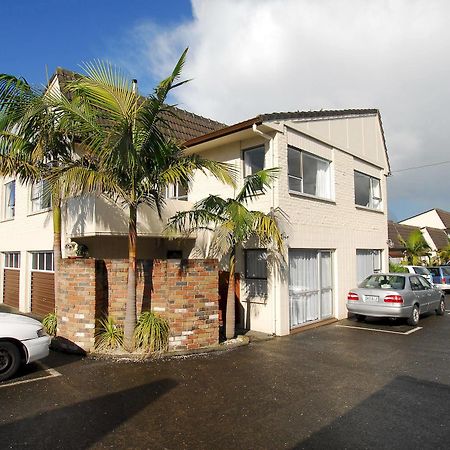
236;168;279;203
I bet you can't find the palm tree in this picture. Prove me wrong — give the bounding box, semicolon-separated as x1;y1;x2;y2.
52;49;234;349
399;230;431;265
437;243;450;265
0;73;73;305
166;169;285;339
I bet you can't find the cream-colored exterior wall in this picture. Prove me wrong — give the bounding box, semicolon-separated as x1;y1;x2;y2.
400;210;446;230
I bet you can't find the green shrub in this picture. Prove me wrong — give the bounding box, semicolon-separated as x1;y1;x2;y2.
95;317;124;351
42;312;57;336
133;312;170;353
389;262;408;273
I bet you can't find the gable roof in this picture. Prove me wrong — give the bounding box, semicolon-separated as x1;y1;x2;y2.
425;227;449;250
400;208;450;229
388;221;421;249
52;67;226;143
184;108;390;172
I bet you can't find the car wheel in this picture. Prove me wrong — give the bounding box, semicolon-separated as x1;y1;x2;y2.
355;314;366;322
407;304;420;326
0;342;21;382
436;298;445;316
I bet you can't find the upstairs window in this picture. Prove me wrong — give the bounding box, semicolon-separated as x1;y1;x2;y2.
165;183;188;201
243;146;265;177
4;252;20;269
354;171;381;210
31;251;54;272
31;180;51;212
3;180;16;219
288;147;331;199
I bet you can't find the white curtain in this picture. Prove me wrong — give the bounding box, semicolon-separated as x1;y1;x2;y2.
356;250;381;283
370;178;381;209
315;159;330;198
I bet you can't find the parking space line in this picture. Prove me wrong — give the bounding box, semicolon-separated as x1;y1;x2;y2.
0;363;62;389
336;324;423;335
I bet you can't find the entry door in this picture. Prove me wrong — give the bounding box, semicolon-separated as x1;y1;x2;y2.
289;250;333;328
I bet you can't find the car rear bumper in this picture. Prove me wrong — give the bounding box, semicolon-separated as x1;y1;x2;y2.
22;335;51;363
346;302;414;318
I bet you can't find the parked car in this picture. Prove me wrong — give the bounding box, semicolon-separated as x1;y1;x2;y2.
427;266;450;293
347;273;445;326
403;265;434;284
0;313;51;382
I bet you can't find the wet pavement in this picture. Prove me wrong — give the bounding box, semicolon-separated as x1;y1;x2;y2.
2;301;450;449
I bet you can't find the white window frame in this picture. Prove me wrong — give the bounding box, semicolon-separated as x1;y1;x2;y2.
243;146;265;177
3;180;16;220
354;171;382;210
288;146;332;200
165;183;188;201
4;252;20;269
30;179;52;213
31;251;54;272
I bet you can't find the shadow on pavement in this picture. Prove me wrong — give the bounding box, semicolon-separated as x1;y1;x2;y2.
293;375;450;449
1;378;177;449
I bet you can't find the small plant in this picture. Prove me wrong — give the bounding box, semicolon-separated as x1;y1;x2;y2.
95;317;124;352
133;312;170;353
42;312;57;336
389;262;408;273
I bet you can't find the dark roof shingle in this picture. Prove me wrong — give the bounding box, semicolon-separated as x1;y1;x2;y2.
436;209;450;229
388;221;421;249
426;227;449;250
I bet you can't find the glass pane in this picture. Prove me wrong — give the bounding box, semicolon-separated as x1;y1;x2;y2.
320;252;332;289
354;172;371;207
245;250;267;279
288;176;302;192
356;249;381;283
370;178;381;209
32;253;38;270
244;147;265;176
38;253;45;270
46;252;53;271
177;183;188;199
288;147;301;178
360;275;405;290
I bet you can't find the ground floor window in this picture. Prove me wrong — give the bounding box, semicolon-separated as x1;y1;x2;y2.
289;249;333;328
31;251;54;272
244;249;268;298
4;252;20;268
356;249;381;283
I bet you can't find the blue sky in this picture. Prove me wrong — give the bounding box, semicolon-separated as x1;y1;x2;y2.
2;0;449;220
1;0;192;87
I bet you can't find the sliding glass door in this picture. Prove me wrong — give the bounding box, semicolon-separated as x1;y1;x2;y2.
289;250;334;329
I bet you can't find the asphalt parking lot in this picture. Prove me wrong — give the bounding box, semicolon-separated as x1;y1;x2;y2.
2;298;450;449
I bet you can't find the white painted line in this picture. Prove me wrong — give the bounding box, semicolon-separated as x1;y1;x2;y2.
0;363;62;389
337;324;423;335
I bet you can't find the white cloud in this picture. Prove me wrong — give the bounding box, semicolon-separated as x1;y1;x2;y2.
117;0;450;219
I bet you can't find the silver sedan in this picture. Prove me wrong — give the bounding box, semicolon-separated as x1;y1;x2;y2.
347;273;446;326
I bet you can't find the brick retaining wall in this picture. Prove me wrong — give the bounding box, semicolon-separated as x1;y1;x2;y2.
57;258;219;352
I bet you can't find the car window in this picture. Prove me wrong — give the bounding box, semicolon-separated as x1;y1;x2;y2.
413;267;430;276
410;276;424;291
418;276;431;289
360;275;405;290
428;268;440;276
441;267;450;276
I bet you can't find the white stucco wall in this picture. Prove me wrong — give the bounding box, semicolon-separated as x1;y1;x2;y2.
400;210;445;230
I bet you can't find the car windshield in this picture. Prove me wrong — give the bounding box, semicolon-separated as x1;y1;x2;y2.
442;267;450;276
413;267;430;275
360;275;406;290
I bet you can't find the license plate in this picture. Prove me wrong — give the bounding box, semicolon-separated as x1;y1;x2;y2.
364;295;379;303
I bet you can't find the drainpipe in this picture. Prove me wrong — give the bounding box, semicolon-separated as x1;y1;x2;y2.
252;124;278;335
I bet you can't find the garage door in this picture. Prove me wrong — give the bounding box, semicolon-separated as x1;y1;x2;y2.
3;252;20;309
289;250;333;329
30;252;55;316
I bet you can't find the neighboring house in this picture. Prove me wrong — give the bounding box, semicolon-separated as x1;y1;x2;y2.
400;208;450;239
0;68;391;336
388;219;449;263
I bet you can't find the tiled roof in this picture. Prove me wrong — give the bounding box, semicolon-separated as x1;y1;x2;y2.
388;221;421;249
426;227;449;250
436;209;450;229
53;68;226;143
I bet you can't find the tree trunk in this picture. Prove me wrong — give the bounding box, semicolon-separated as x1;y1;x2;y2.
53;194;62;319
124;204;138;350
225;249;236;340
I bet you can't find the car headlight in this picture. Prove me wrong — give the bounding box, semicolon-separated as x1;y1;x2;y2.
37;328;47;337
